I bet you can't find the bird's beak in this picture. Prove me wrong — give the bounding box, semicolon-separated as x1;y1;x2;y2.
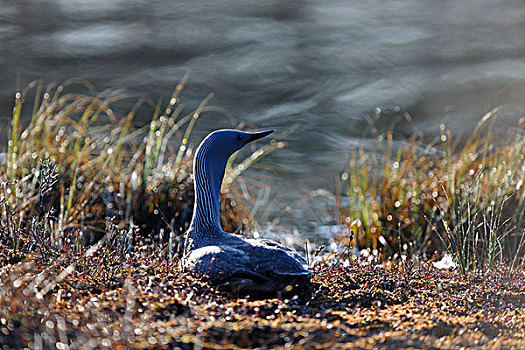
247;129;275;143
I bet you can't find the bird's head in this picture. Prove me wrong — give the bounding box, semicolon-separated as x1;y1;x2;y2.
198;129;275;160
190;129;275;231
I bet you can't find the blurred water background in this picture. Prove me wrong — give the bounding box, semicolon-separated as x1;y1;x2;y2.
1;1;524;239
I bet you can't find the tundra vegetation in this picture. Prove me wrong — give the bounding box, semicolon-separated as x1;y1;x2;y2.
1;78;524;349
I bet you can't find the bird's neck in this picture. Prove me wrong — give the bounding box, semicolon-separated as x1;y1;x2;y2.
190;148;227;237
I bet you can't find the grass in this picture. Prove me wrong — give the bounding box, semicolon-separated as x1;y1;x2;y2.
1;80;525;349
338;109;525;274
0;76;283;262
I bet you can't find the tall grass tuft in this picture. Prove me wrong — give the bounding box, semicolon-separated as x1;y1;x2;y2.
0;77;282;261
339;109;525;274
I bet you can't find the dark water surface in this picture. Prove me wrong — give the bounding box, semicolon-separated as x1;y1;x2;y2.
1;1;524;239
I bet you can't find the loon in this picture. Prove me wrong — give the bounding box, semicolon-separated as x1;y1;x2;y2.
183;129;312;297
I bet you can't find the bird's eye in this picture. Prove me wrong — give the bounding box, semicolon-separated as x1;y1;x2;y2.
236;134;244;141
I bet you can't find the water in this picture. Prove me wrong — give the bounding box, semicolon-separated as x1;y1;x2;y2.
1;1;524;238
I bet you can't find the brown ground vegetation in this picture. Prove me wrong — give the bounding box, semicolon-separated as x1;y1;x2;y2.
1;244;524;349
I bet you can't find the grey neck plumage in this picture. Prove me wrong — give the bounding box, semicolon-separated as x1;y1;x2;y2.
189;137;228;239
